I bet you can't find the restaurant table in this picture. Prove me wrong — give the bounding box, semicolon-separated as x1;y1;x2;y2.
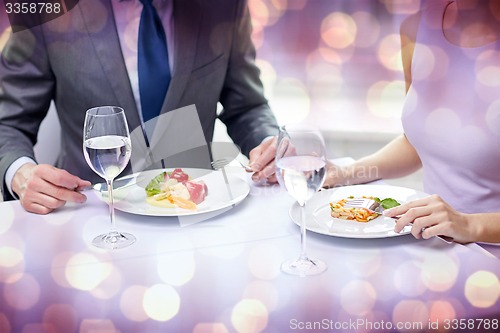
0;163;500;333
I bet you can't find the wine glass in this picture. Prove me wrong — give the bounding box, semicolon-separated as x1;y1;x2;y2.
275;124;327;276
83;106;135;249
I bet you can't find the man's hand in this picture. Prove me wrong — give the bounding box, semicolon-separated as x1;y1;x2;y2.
248;136;278;184
387;194;474;244
12;163;91;214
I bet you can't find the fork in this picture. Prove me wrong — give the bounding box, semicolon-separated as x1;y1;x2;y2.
343;198;384;213
211;158;236;206
211;158;253;172
344;198;454;244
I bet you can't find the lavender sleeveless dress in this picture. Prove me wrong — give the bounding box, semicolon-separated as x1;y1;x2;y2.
401;0;500;213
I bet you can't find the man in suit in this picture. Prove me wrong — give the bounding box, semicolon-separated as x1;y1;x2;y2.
0;0;278;213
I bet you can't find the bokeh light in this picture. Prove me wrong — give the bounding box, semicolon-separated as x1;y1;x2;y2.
0;313;10;333
424;108;461;138
248;0;414;133
51;251;75;288
392;300;428;332
21;323;55;333
249;0;271;27
89;266;123;300
420;252;459;292
255;59;277;99
377;33;404;72
0;235;26;284
143;284;180;322
120;285;149;322
157;251;196;286
269;78;310;124
79;319;118;332
409;44;434;81
45;10;71;33
428;300;457;323
243;281;279;311
464;270;500;308
340;280;377;315
344;250;381;277
352;11;381;48
321;12;357;49
231;299;268;333
124;18;140;53
285;0;307;11
193;323;230;333
485;99;500;134
476;65;500;88
3;273;40;310
247;244;283;280
65;253;113;291
394;260;427;297
42;304;78;333
305;60;344;108
316;48;344;65
380;0;422;15
0;246;23;269
0;26;11;54
367;80;406;118
1;28;35;64
75;1;108;34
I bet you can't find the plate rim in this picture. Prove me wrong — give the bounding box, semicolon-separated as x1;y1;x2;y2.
289;184;429;239
110;168;250;217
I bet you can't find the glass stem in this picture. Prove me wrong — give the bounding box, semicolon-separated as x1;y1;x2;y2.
299;201;308;260
107;179;117;233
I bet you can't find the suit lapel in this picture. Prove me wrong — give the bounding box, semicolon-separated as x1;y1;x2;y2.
77;0;141;129
162;0;201;112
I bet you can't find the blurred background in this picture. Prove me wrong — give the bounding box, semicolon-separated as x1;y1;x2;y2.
233;0;424;189
0;0;423;191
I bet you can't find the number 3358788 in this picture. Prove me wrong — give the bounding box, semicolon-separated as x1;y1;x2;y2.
5;2;62;14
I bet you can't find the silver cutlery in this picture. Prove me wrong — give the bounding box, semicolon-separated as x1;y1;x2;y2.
344;198;454;244
211;158;235;206
211;158;253;172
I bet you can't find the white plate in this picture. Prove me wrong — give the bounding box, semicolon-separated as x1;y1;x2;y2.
110;168;250;216
289;184;429;239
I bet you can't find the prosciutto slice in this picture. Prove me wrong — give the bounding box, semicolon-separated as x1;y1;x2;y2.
185;180;207;204
170;168;190;183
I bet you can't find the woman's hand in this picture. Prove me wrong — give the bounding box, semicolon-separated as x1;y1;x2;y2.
386;194;476;244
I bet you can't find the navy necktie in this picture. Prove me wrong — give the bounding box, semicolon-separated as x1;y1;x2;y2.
138;0;171;123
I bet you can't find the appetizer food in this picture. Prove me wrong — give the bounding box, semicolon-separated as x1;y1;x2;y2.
145;168;207;210
330;196;400;223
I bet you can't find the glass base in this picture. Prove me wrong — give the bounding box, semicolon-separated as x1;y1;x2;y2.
92;231;136;249
281;257;327;277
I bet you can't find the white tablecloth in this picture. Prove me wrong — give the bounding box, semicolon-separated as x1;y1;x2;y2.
0;166;499;332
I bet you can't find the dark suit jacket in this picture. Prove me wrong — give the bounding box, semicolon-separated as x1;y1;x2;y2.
0;0;278;200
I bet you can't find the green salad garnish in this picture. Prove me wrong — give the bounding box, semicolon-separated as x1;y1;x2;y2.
374;197;400;209
145;172;166;197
